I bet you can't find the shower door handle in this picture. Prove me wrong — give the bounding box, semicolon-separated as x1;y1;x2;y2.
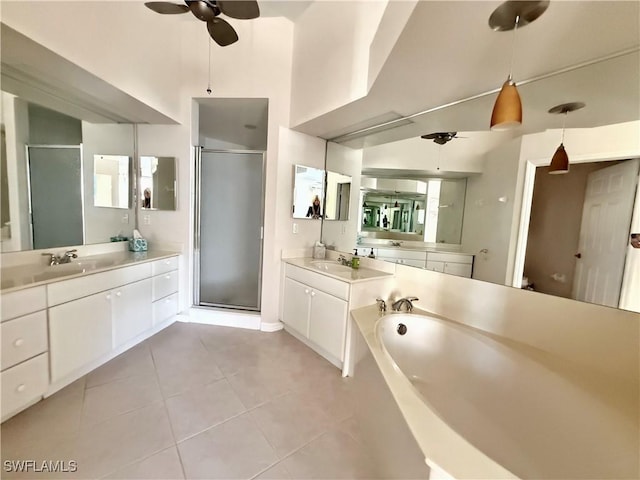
260;226;264;240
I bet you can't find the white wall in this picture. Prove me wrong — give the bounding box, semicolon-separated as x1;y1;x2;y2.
276;128;326;251
322;142;363;252
82;123;135;244
290;0;387;126
462;138;522;285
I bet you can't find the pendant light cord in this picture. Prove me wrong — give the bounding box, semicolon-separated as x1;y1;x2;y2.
207;37;212;94
561;111;567;144
508;15;520;81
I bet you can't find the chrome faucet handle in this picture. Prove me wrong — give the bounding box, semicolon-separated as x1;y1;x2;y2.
64;249;78;258
375;298;387;313
41;252;59;266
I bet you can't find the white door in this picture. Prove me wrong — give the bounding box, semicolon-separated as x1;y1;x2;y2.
308;290;348;361
573;159;640;306
112;278;153;348
49;291;113;382
282;278;311;337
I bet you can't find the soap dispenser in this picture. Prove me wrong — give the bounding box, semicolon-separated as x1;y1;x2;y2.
351;249;360;269
368;248;375;259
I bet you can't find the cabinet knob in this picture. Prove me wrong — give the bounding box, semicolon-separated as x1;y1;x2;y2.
165;260;171;265
16;384;26;393
165;275;171;279
106;294;112;301
116;291;122;297
13;338;24;348
310;291;316;297
304;289;310;295
165;298;171;303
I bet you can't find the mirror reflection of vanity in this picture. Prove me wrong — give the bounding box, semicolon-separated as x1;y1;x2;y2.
140;156;177;211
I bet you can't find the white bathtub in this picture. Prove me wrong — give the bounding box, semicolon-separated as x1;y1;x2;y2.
373;312;638;479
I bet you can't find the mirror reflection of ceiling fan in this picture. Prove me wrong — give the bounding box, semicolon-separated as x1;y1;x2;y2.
420;132;467;145
145;0;260;46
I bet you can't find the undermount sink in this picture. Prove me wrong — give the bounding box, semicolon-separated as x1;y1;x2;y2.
310;260;353;272
32;259;116;282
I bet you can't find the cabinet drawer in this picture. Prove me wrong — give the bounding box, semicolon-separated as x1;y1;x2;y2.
1;311;48;371
426;260;445;272
48;263;152;306
1;353;48;420
376;248;427;261
444;262;473;278
153;293;178;326
151;256;179;276
284;264;349;300
427;252;473;264
152;270;179;301
396;258;426;268
1;286;47;322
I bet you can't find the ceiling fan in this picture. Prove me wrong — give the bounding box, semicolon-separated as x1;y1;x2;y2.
144;0;260;46
420;132;465;145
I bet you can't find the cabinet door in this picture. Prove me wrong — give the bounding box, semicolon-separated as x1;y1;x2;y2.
426;260;445;272
112;278;153;348
49;291;113;382
308;289;348;361
443;262;473;278
282;278;311;337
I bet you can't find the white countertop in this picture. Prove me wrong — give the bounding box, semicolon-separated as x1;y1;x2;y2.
1;250;179;293
284;257;393;283
351;305;638;479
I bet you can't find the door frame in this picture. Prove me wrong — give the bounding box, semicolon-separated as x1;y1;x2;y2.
25;144;85;250
193;147;266;311
512;151;640;294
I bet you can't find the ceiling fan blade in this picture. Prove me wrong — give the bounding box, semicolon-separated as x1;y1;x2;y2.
145;2;189;14
207;18;239;46
216;0;260;19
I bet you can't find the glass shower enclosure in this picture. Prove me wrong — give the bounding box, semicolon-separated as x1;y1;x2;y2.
194;149;265;311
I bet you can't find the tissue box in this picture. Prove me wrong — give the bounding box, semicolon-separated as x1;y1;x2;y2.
128;238;148;252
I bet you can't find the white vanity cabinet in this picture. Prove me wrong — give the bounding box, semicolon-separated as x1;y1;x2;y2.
282;265;349;368
151;257;179;326
0;286;49;422
425;252;474;278
375;248;427;268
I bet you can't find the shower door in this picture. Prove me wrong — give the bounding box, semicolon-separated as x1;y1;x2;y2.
195;149;265;311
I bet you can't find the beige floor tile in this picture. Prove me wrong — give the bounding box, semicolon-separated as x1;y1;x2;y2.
81;374;163;427
197;325;264;351
1;379;85;456
226;365;295;410
165;378;247;441
148;324;205;361
281;429;379;479
105;446;185;480
85;342;155;388
75;402;174;479
154;349;224;398
249;391;332;458
335;416;365;445
178;413;278;479
251;462;291;480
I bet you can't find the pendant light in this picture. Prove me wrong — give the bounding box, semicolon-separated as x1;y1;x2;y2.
489;1;549;130
548;102;585;175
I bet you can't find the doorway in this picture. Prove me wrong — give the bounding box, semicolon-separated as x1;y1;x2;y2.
194;149;265;311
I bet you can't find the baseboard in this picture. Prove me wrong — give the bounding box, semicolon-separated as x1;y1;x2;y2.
260;321;284;332
187;306;261;330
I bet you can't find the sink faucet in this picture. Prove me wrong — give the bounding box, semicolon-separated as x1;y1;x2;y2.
390;241;402;247
42;249;78;266
337;255;351;266
391;296;419;312
61;249;78;263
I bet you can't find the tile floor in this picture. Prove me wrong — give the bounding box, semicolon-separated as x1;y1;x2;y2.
1;322;378;479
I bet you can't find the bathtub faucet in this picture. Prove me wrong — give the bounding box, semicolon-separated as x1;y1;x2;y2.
391;296;419;313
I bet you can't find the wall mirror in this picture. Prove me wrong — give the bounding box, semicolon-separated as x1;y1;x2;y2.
139;156;177;211
1;91;135;252
324;170;352;221
94;155;131;209
292;164;324;219
360;178;466;243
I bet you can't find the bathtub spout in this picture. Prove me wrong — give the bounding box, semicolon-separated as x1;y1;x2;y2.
391;297;419;312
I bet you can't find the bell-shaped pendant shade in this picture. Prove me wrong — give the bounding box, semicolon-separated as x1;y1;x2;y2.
549;143;569;174
490;79;522;130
